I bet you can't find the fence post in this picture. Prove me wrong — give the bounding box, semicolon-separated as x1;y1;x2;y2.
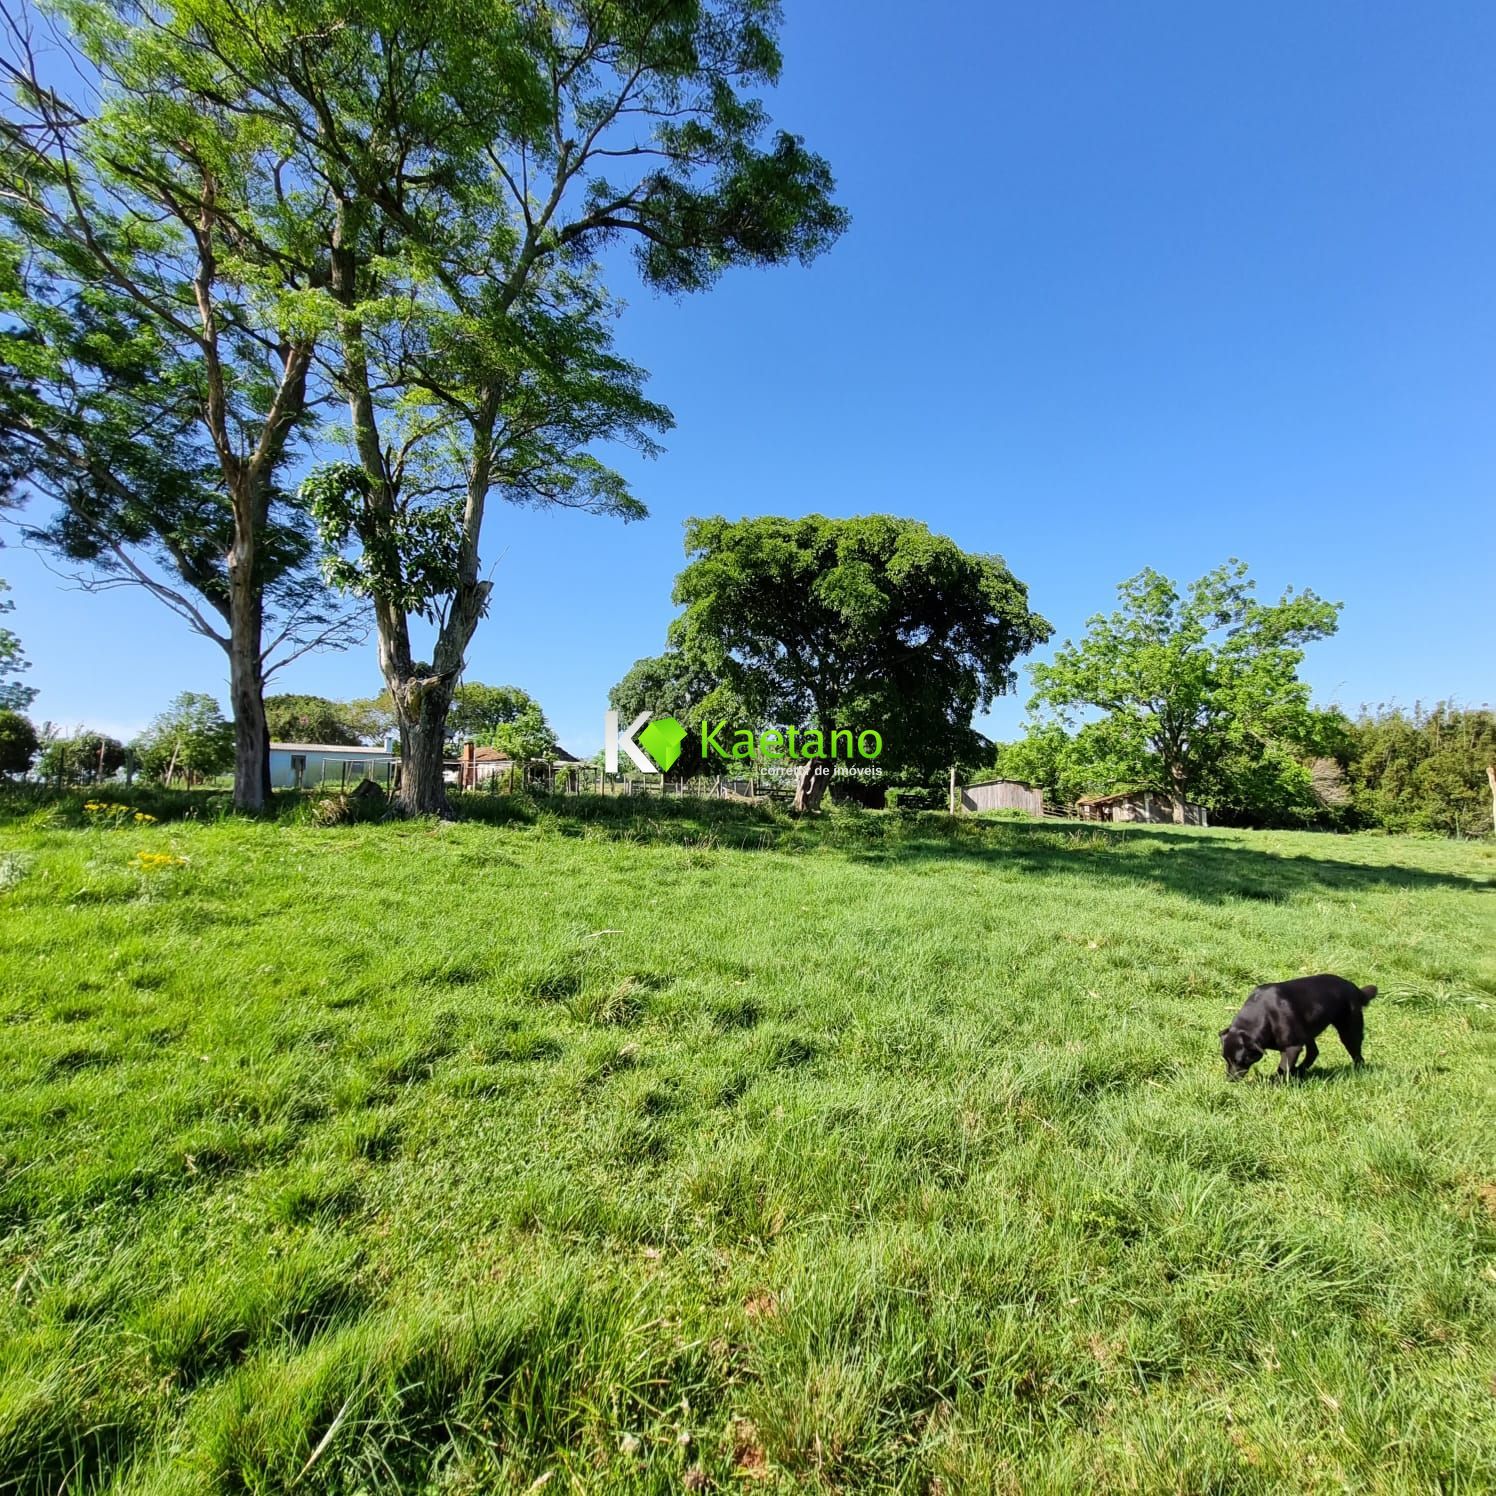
949;764;958;814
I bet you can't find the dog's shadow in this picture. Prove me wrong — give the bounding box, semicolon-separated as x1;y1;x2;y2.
1293;1063;1374;1085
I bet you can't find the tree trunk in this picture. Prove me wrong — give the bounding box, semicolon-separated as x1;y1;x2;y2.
793;761;831;813
226;543;271;812
380;576;489;817
1170;764;1188;824
393;676;455;816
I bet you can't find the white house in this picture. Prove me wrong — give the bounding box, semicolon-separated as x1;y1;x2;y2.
269;741;396;790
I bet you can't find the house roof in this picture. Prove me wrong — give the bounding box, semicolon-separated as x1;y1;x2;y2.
462;743;580;764
1075;788;1204;807
270;742;394;755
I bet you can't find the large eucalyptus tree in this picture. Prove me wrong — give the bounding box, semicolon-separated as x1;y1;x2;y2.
0;4;356;809
128;0;846;813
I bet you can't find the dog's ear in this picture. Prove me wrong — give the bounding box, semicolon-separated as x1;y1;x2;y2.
1360;984;1377;1002
1219;1027;1230;1039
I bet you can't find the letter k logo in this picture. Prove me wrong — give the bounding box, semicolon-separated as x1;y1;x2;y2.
604;711;686;773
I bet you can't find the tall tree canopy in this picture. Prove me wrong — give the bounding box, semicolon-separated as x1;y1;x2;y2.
0;7;363;810
134;692;235;785
609;649;753;781
263;694;363;746
666;514;1050;808
1026;561;1341;823
282;0;847;813
447;684;547;747
1346;702;1495;839
0;576;35;710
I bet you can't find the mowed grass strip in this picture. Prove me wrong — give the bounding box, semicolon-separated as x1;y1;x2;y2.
0;793;1493;1493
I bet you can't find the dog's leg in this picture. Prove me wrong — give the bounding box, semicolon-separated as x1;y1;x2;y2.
1335;1013;1364;1067
1273;1045;1302;1083
1296;1038;1318;1076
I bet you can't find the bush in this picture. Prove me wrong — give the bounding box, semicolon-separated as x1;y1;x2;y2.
0;711;39;777
885;785;943;811
35;730;126;785
311;780;387;825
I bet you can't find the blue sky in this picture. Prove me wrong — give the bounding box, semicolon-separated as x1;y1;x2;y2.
5;0;1493;754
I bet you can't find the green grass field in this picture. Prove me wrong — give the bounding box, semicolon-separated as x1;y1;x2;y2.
1;792;1493;1494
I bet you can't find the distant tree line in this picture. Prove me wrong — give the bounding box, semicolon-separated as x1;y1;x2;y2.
0;681;558;786
989;561;1493;837
1337;703;1496;839
4;527;1487;839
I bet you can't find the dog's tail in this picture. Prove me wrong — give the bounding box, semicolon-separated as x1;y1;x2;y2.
1358;984;1377;1005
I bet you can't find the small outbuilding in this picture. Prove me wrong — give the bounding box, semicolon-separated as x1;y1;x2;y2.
960;779;1043;816
269;741;396;790
1075;790;1208;826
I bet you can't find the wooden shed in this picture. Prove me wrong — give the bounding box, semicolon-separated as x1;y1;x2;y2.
1075;790;1208;826
960;779;1043;816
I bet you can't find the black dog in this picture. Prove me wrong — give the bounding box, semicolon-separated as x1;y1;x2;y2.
1220;974;1376;1082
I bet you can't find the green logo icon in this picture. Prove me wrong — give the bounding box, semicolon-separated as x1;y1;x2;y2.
636;715;686;772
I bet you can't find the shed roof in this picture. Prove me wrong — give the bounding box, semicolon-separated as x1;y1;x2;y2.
270;742;394;755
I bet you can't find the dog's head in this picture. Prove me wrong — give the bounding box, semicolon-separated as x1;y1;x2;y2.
1220;1026;1263;1081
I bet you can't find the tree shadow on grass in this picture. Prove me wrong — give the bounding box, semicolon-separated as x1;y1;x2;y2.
507;797;1492;907
880;819;1492;906
5;786;1488;910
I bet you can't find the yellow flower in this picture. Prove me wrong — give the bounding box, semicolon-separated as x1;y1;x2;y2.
130;851;186;872
133;812;157;824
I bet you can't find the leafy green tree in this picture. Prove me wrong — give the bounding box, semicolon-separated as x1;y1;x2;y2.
0;578;35;710
992;720;1086;803
1346;703;1495;838
0;709;38;776
447;684;546;749
1028;562;1340;823
668;514;1050;809
343;691;398;745
271;0;846;813
610;651;755;781
491;704;557;766
134;693;235;786
35;729;127;785
263;695;362;746
0;7;362;811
